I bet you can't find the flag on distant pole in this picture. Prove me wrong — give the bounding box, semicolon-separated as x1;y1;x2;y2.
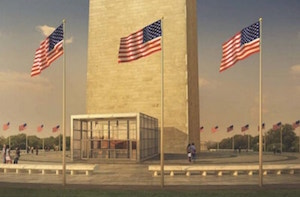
200;126;204;132
37;124;44;132
53;125;60;133
292;120;300;129
19;123;27;131
241;124;249;132
227;125;234;132
272;122;282;130
118;20;162;63
31;23;64;77
3;122;10;131
211;126;218;133
220;21;260;72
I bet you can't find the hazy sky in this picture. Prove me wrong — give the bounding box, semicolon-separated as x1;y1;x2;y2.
0;0;299;142
0;0;89;138
198;0;300;141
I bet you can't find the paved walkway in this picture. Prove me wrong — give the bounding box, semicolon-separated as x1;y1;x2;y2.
1;151;300;188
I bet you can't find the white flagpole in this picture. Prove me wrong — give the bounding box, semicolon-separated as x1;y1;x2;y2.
160;17;165;188
62;19;67;186
258;17;263;187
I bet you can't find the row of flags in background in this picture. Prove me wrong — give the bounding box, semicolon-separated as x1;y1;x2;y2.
204;124;258;133
200;121;300;133
2;122;60;133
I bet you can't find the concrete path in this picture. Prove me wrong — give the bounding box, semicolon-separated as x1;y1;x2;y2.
1;151;300;187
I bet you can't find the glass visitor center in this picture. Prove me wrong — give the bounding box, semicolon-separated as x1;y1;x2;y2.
71;113;159;162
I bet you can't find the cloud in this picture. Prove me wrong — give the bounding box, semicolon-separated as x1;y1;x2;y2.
0;70;53;91
36;25;73;43
290;65;300;74
36;25;55;37
198;77;210;88
66;36;73;44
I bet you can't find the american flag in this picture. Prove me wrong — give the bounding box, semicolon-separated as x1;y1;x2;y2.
31;23;64;77
118;20;161;63
241;124;249;132
19;123;27;131
220;21;260;72
292;120;300;129
52;125;60;133
37;124;44;132
200;126;204;132
227;125;234;132
273;122;282;130
211;126;218;133
3;122;10;131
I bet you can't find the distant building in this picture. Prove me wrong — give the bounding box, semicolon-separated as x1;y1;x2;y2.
85;0;199;154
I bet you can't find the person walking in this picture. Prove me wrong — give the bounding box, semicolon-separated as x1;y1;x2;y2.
14;147;21;164
190;143;196;162
5;145;12;164
186;144;191;162
35;146;39;155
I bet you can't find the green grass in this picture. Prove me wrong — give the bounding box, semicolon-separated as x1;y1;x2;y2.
0;188;300;197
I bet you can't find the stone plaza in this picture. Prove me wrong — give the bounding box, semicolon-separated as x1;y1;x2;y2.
1;150;300;187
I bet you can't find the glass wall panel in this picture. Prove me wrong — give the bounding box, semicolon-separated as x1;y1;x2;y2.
72;113;158;162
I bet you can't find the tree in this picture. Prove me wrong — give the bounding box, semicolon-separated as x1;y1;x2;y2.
44;136;56;150
66;136;70;151
206;141;218;150
219;138;231;149
10;134;26;150
265;124;297;152
251;135;259;151
233;134;251;149
283;124;297;152
0;134;71;151
0;136;6;147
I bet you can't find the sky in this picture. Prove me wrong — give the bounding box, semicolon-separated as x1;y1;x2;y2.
197;0;300;142
0;0;89;138
0;0;299;142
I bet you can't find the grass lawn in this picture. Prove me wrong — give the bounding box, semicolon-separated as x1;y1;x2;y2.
0;187;300;197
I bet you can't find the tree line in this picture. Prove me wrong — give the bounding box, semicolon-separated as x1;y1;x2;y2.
0;133;70;151
207;123;300;152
